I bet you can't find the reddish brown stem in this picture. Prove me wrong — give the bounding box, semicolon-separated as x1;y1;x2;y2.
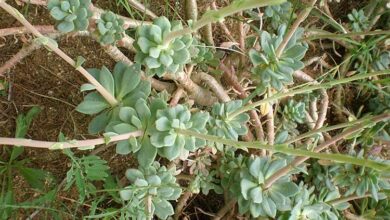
174;191;193;220
169;88;185;106
221;63;265;141
0;38;46;76
173;72;218;106
211;2;237;43
192;71;231;102
170;65;194;106
293;70;329;129
213;199;236;220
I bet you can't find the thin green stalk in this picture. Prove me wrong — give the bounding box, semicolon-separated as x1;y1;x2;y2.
304;29;390;41
274;146;389;171
286;115;374;144
162;0;285;44
327;193;373;206
228;70;390;119
176;129;390;172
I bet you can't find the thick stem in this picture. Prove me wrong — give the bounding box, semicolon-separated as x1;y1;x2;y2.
266;105;275;144
0;25;55;37
238;11;246;65
304;29;390;41
263;113;390;188
0;0;118;106
200;6;215;46
174;191;192;220
0;31;90;77
192;72;231;102
185;0;198;21
169;88;185;106
293;70;329;129
0;131;143;149
266;90;275;147
275;0;317;58
229;70;390;119
213;199;237;220
169;72;218;106
163;0;285;45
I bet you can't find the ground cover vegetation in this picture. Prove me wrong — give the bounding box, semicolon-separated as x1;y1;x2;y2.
0;0;389;219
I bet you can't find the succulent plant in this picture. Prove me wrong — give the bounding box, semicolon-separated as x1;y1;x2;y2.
76;62;151;134
189;171;223;195
372;52;390;71
189;38;222;71
368;95;390;115
105;98;167;167
120;162;181;220
221;155;299;218
151;105;209;160
95;11;125;45
48;0;92;33
134;16;193;76
264;2;293;30
207;100;249;149
363;198;390;219
283;100;306;124
348;9;369;32
237;157;299;218
332;156;390;201
249;24;307;91
284;184;348;220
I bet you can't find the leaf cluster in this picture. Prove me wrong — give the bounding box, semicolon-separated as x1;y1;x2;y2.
332;157;390;201
95;11;125;45
134;17;193;76
264;2;294;30
348;9;369;32
283;100;306;124
152;105;209;160
249;24;308;91
48;0;92;33
76;62;150;134
120;162;181;220
284;184;348;220
208;100;249;149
